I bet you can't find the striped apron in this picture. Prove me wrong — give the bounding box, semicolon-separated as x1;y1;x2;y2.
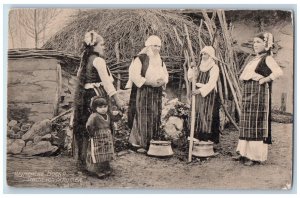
193;70;220;143
239;80;270;142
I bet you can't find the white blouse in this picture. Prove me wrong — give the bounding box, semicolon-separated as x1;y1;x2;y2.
93;57;117;97
239;55;283;81
188;64;220;97
128;56;169;88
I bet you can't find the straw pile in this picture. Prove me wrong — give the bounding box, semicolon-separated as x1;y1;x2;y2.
43;9;210;82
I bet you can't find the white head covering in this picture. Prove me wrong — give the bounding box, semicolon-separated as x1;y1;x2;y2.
145;35;161;47
255;32;274;51
199;46;217;72
200;46;216;59
84;30;103;46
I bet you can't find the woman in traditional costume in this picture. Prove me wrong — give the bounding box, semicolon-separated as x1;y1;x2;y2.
72;30;123;171
234;32;283;166
188;46;221;146
127;35;169;153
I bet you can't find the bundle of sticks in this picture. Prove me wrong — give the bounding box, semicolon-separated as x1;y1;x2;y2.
173;10;241;131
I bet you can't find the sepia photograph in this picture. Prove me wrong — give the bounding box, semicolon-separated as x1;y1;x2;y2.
5;6;294;191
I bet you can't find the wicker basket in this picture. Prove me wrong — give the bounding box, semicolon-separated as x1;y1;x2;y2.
147;140;174;157
192;141;215;157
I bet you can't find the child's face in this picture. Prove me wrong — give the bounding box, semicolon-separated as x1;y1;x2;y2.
96;105;108;114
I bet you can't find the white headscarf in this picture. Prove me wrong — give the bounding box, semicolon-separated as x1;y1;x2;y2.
138;35;162;57
199;46;217;72
84;30;103;46
145;35;161;47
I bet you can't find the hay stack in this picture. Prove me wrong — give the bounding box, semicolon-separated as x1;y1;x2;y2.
43;9;209;79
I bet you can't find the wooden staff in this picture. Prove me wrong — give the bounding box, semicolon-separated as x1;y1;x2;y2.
50;108;72;122
173;26;191;104
217;80;239;131
184;24;196;162
198;19;204;50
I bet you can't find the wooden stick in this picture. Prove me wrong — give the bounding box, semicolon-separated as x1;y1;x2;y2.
201;11;214;35
221;62;242;116
218;56;229;101
50;108;73;122
183;50;191;104
184;24;196;162
217;80;239;131
198;19;204;50
173;26;183;47
173;26;191;104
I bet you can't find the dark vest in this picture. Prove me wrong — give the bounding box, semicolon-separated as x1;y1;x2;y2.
85;55;111;83
254;54;272;77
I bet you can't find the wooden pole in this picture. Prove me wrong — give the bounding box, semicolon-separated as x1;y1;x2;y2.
50;108;72;122
183;50;191;104
173;26;190;104
184;24;196;162
198;19;204;50
281;92;287;112
54;64;62;116
217;80;239;131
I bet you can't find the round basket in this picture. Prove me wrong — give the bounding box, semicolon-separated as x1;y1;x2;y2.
147;140;174;157
192;141;215;157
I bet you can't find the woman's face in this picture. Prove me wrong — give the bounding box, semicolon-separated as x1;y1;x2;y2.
201;52;210;61
253;37;265;54
150;45;161;55
94;39;105;56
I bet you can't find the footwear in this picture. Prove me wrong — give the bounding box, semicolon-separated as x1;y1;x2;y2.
232;155;243;161
96;172;107;179
244;160;254;166
137;148;147;154
104;170;112;176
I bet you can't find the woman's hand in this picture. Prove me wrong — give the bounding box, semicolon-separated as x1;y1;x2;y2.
259;76;271;85
252;73;264;81
192;89;202;95
190;61;196;68
195;83;204;88
156;78;165;87
113;94;124;111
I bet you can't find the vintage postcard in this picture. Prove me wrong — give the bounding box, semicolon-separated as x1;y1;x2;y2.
5;7;294;190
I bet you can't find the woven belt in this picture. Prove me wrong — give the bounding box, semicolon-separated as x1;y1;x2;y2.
84;82;103;89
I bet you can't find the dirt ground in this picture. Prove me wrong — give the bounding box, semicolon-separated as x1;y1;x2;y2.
6;122;293;190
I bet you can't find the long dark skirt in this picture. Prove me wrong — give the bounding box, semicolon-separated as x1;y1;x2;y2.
73;86;109;166
129;85;162;149
239;80;272;144
193;90;220;143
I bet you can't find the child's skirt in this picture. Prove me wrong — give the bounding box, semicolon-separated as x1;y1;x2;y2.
85;129;114;175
